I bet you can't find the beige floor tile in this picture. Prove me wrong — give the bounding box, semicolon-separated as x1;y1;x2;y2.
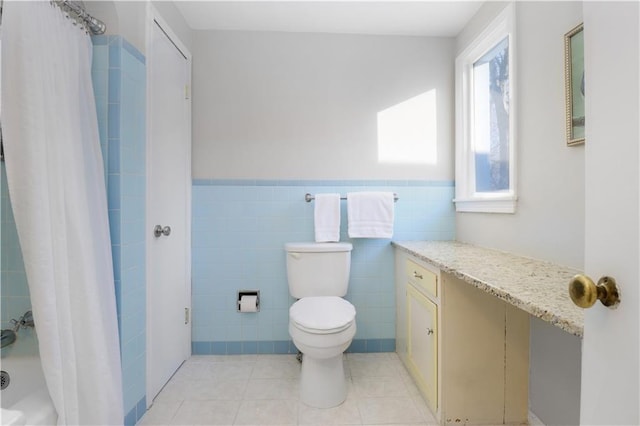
141;353;546;425
154;379;191;404
234;399;299;425
361;424;431;426
170;400;240;425
244;378;300;400
348;358;399;378
411;395;438;424
352;375;410;398
184;379;248;400
298;398;362;425
138;401;182;426
171;362;217;381
357;397;424;425
209;361;255;381
188;354;258;363
251;357;301;379
346;353;395;362
397;367;424;400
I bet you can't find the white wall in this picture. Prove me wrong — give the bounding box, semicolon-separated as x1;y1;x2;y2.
150;1;193;53
456;2;585;270
84;1;193;54
192;31;455;180
455;2;584;425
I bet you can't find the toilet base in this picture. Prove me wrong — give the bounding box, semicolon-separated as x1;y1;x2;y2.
299;353;346;408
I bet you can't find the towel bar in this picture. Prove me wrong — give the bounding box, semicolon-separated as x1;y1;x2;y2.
305;193;398;203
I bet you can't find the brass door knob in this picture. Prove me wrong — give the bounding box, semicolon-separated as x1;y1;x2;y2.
569;274;620;309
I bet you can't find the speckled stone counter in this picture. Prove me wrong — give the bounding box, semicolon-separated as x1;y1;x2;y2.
392;241;585;337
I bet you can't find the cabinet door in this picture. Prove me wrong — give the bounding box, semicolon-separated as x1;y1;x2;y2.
407;284;438;412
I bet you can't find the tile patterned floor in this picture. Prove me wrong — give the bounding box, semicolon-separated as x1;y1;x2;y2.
139;352;439;425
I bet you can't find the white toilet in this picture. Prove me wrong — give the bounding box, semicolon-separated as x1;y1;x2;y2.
285;242;356;408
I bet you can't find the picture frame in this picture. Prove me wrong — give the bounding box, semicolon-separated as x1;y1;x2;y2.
565;23;585;146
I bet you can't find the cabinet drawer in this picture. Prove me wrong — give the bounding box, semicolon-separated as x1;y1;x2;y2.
406;259;438;298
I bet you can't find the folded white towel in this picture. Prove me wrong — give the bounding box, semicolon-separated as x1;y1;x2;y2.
314;193;341;242
347;192;395;238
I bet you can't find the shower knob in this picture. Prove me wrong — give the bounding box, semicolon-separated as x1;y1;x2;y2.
153;225;171;237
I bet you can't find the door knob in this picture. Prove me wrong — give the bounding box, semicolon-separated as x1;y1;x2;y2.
568;274;620;309
153;225;171;237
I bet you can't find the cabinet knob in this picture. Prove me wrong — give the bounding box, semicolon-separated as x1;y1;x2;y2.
413;271;423;279
568;274;620;309
426;328;434;335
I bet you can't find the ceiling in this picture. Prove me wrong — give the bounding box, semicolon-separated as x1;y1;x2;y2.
174;1;484;37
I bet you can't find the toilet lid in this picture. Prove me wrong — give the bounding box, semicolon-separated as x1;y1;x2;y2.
290;297;356;332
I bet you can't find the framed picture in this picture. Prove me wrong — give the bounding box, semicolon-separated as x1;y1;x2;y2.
565;23;585;146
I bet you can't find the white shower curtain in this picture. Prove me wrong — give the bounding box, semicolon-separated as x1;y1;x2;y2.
2;2;124;424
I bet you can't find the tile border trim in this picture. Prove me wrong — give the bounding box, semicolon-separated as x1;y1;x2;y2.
124;395;146;426
193;179;454;187
192;339;396;355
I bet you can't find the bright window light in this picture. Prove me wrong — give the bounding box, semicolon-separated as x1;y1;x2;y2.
472;37;510;193
377;90;437;164
454;3;516;213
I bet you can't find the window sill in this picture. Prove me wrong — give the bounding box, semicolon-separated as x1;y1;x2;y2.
453;197;517;214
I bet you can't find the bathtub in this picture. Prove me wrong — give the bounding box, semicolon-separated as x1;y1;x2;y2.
0;355;57;425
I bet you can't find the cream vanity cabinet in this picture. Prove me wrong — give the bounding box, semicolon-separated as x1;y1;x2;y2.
399;256;440;412
395;248;530;425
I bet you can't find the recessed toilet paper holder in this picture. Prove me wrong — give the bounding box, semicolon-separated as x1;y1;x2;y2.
237;290;260;312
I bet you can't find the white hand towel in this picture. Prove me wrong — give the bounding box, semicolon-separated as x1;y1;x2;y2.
314;193;341;242
347;192;395;238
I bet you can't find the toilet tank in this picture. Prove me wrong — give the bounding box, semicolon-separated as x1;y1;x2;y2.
285;242;353;298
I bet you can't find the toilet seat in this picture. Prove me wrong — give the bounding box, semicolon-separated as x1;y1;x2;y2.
290;296;355;335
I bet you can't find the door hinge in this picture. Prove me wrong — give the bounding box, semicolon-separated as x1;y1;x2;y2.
184;84;190;100
185;307;190;325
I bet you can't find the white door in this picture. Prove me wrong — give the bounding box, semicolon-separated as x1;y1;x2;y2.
581;3;639;424
146;9;192;403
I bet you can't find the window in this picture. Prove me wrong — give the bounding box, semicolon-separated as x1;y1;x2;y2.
455;4;516;213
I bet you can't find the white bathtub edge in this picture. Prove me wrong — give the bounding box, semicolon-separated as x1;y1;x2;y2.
1;408;27;426
10;388;57;426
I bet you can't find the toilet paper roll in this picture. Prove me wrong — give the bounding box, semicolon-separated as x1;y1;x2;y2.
240;295;258;313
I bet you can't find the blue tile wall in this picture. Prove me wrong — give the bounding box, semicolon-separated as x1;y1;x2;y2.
191;180;455;354
93;35;147;425
0;164;34;350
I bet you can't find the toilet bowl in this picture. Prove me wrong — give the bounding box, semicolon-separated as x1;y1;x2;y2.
289;296;356;408
285;242;356;408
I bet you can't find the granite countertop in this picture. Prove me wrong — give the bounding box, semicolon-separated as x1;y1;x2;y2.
392;241;585;337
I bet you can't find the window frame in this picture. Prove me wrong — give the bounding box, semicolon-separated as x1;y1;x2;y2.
454;4;517;214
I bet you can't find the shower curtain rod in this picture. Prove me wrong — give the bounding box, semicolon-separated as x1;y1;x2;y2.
55;0;106;35
0;1;105;35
